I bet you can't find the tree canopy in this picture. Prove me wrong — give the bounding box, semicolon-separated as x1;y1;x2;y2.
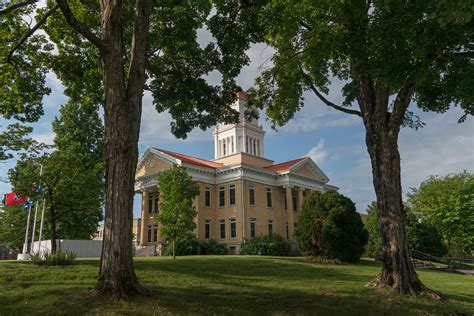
211;0;473;296
408;171;474;256
8;98;104;252
156;164;200;259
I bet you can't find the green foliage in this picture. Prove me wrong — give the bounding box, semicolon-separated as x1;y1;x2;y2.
0;4;52;123
199;239;228;255
365;202;382;259
408;171;474;256
240;234;290;256
365;202;447;258
212;1;474;125
157;164;200;258
295;191;367;263
162;233;199;257
8;99;104;242
0;204;28;252
406;212;447;257
31;250;77;266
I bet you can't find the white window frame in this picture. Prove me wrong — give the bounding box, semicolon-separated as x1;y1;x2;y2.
229;184;236;206
266;188;273;208
230;218;237;239
249;185;255;206
219;219;226;239
204;219;211;240
219;186;225;207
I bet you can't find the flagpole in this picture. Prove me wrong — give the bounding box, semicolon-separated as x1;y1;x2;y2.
30;201;39;255
22;204;32;255
38;198;46;257
29;163;43;256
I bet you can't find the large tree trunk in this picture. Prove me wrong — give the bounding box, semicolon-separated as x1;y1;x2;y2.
91;0;151;300
351;79;442;298
361;93;441;299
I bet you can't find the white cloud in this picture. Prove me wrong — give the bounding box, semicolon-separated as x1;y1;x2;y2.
306;139;328;165
328;107;474;213
34;131;55;146
138;91;211;147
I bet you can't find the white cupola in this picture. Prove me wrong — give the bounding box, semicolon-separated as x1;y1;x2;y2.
213;91;265;159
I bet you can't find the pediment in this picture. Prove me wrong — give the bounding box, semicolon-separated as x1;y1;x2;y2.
136;149;174;178
291;158;329;183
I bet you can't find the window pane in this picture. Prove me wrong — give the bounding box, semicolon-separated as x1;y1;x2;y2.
154;194;159;213
268;220;273;235
205;188;211;207
267;188;272;208
229;185;236;205
147;225;152;242
205;220;210;239
148;196;153;214
230;219;236;238
220;220;225;239
249;187;255;205
219;187;225;207
153;224;158;241
250;218;256;238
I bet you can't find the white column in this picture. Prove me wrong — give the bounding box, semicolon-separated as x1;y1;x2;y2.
214;132;219;158
231;136;234;153
256;140;260;157
260;139;264;157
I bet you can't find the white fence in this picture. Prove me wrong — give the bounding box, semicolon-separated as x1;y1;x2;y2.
30;239;103;258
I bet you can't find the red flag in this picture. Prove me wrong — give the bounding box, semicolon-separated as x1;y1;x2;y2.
4;192;28;206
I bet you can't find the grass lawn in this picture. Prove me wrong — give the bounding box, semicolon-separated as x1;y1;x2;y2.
0;256;472;315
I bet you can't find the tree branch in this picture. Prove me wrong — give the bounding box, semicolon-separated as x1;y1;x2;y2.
5;4;58;62
127;0;152;98
0;0;38;15
301;70;362;117
389;83;415;132
56;0;108;53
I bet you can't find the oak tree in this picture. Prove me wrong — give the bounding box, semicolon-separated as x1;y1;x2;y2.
211;0;473;296
1;0;245;298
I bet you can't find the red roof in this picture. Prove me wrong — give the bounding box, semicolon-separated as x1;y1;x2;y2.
236;90;248;98
264;158;306;173
155;148;224;169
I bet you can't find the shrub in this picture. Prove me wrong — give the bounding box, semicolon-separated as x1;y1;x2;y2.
406;211;447;257
365;202;447;258
162;233;198;256
240;234;290;256
200;240;228;255
365;202;382;259
294;191;368;263
31;250;77;266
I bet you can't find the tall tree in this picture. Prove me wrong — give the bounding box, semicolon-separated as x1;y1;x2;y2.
157;165;200;260
9;98;104;253
0;204;28;252
408;172;474;256
1;0;246;298
211;0;473;296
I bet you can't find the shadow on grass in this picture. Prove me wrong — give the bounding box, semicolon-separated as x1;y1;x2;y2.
1;257;471;315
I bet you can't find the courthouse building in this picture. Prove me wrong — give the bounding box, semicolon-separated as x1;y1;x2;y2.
135;91;337;254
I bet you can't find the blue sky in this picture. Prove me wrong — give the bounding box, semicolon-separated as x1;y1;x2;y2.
1;43;473;218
